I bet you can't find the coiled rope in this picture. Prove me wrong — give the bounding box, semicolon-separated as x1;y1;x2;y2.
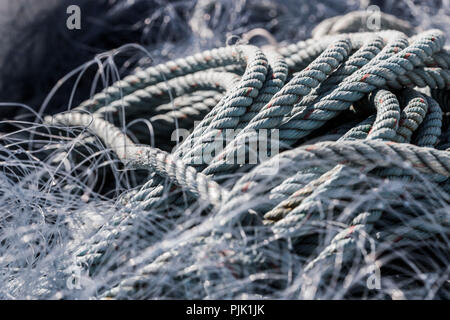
45;20;450;298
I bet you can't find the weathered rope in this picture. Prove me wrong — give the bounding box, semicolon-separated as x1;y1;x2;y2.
44;24;450;299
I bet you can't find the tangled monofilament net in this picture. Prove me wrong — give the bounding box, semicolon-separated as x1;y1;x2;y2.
0;1;449;300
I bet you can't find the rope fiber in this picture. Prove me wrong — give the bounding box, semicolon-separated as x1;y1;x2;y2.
3;10;450;299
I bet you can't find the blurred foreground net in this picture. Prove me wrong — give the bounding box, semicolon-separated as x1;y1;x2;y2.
0;10;449;299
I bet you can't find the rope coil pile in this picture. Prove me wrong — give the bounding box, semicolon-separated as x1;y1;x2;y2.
40;15;450;299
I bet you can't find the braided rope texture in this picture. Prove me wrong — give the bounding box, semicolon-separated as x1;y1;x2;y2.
3;11;450;300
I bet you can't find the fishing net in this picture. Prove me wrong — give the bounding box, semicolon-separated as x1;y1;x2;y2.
0;0;448;299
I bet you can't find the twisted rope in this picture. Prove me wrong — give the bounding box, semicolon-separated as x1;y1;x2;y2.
44;25;450;298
